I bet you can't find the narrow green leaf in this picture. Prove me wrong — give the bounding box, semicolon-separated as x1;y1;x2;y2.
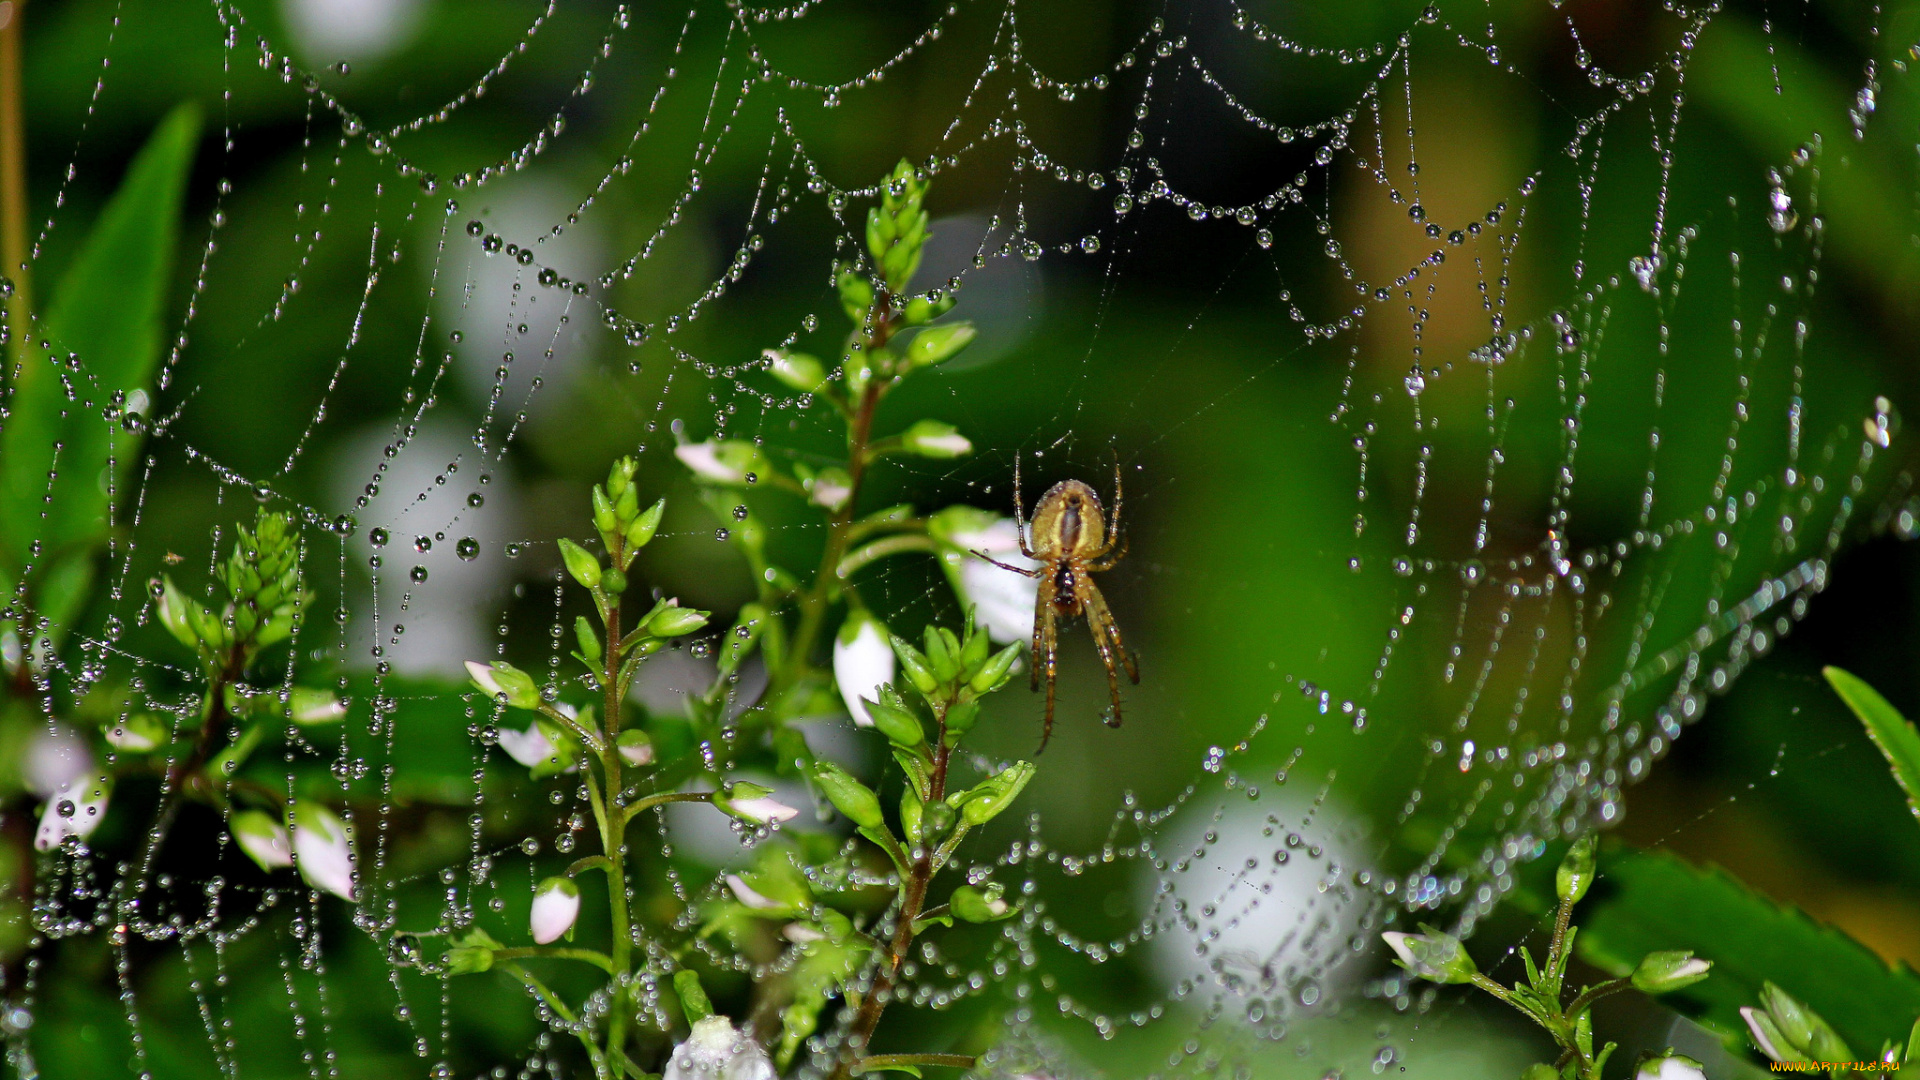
1824;665;1920;826
0;103;200;606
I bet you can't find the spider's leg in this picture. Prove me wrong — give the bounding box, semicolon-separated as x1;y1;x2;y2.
1033;576;1059;752
970;550;1040;577
1087;533;1129;572
1014;453;1037;559
1084;578;1139;686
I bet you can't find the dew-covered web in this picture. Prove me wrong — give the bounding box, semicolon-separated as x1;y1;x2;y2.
4;0;1913;1077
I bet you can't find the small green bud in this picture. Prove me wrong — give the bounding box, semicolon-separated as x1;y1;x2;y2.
889;634;940;694
592;485;618;539
955;761;1036;826
863;696;924;747
1519;1065;1560;1080
811;761;884;830
900;419;972;458
156;577;203;651
951;883;1016;923
968;641;1023;694
616;729;655;766
921;799;955;842
958;619;990;673
1629;950;1711;995
900;785;924;843
906;322;976;367
943;700;980;739
1381;926;1478;985
837;267;874;323
923;624;959;682
556;538;601;589
901;292;956;326
103;712;168;752
718;604;767;678
766;349;826;392
600;567;628;595
607;456;637;499
627;497;665;549
646;603;710;637
673;969;713;1024
574;616;601;662
1555;834;1596;906
445;926;501;975
1746;981;1851;1063
865;205;895;263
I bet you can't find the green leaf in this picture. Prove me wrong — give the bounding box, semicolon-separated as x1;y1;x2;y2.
1521;843;1920;1054
1824;665;1920;826
0;103;199;606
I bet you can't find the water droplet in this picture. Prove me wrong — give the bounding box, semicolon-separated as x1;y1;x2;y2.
456;537;480;561
369;527;389;548
410;565;429;583
414;536;432;553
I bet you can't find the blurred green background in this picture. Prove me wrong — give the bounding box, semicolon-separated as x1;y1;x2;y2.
6;0;1920;1075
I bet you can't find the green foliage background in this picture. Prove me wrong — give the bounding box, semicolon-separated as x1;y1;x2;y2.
7;0;1920;1076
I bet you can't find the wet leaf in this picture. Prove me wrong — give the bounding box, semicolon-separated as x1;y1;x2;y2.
0;103;199;623
1825;666;1920;826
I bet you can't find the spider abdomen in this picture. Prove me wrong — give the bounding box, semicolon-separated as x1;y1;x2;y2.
1052;563;1083;613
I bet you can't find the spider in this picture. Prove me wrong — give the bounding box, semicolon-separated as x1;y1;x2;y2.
973;455;1138;751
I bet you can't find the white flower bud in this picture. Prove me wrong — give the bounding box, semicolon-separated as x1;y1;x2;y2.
674;441;761;485
723;874;786;911
464;660;507;698
496;722;557;768
663;1015;777;1080
727;796;798;825
232;809;293;870
34;774;109;850
1634;1053;1707;1080
290;804;356;901
832;614;895;727
900;419;973;458
948;518;1039;644
530;877;581;944
288;687;348;725
23;728;94;799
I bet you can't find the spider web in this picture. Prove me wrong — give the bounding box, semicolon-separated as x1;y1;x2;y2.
2;0;1911;1077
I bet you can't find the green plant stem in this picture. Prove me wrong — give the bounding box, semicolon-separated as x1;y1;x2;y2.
853;1053;977;1073
828;707;953;1080
504;962;608;1077
144;649;244;874
786;293;898;679
619;790;712;828
598;569;633;1068
836;533;934;580
0;0;28;376
790;378;883;676
1564;978;1632;1019
491;947;616;974
1548;895;1575;981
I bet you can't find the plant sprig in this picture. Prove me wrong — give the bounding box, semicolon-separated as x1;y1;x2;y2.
1384;837;1713;1080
